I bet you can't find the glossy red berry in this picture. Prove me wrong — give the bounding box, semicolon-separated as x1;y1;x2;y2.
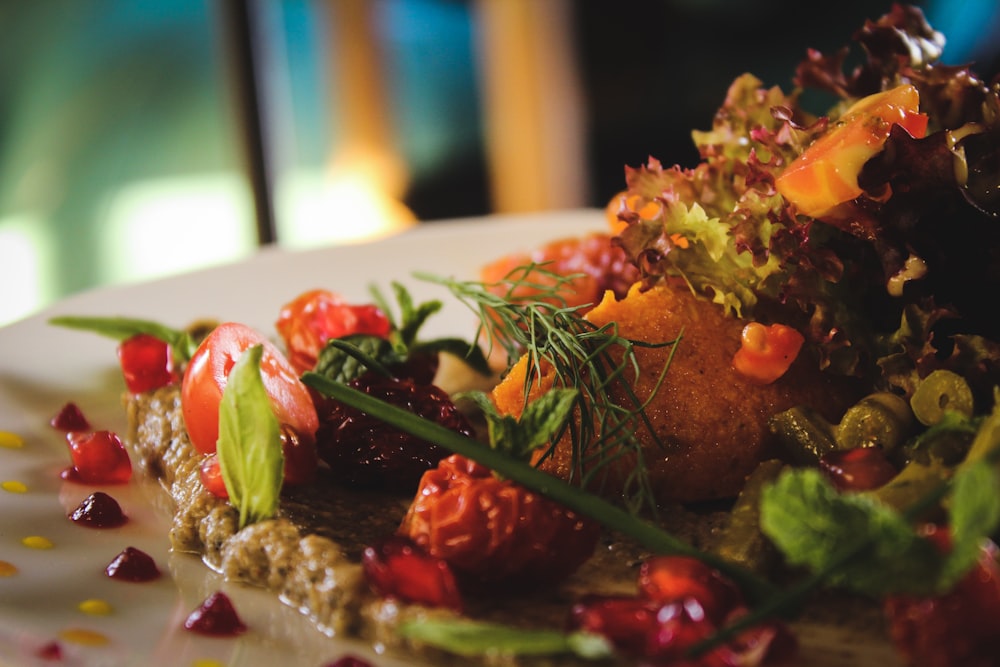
63;430;132;484
884;533;1000;667
638;556;744;624
818;446;898;491
118;333;176;394
50;402;91;432
361;535;463;612
569;595;662;658
316;373;473;492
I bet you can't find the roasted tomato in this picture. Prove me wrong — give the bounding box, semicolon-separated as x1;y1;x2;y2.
275;289;391;375
398;454;600;590
480;233;639;316
776;84;928;217
180;322;318;455
731;322;804;385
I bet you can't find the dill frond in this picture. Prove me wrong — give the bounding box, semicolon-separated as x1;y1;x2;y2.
415;264;678;516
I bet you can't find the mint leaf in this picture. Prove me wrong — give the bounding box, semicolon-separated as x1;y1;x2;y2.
373;281;491;374
49;315;198;362
399;619;612;660
216;344;284;529
313;335;397;384
760;468;943;597
945;459;1000;586
462;388;577;461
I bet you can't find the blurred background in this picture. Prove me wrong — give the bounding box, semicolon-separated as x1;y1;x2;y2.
1;0;998;327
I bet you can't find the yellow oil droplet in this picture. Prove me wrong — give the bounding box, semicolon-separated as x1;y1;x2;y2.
0;560;18;576
1;480;27;493
58;628;110;647
191;660;225;667
21;535;54;549
0;431;24;449
78;599;113;616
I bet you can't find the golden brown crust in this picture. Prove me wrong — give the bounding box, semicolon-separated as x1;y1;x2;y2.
492;282;865;503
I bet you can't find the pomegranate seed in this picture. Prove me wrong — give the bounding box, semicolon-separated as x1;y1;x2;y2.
64;430;132;484
361;535;463;611
646;601;716;662
569;595;661;658
884;534;1000;667
819;447;898;491
50;402;91;432
638;556;744;624
118;333;176;394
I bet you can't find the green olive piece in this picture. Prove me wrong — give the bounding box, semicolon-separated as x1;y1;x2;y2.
768;406;838;465
713;459;785;573
910;369;975;426
836;392;914;453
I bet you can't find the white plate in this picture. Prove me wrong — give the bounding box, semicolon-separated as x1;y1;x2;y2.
0;209;904;667
0;210;611;667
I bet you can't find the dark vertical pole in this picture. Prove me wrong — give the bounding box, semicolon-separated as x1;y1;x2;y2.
221;0;276;246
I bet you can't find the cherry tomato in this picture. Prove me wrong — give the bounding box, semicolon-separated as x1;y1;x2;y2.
776;84;928;218
732;322;804;385
180;322;319;455
275;289;391;375
117;333;176;394
199;453;228;498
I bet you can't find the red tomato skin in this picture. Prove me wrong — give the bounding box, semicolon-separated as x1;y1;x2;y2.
199;454;228;498
180;322;319;455
732;322;805;385
275;289;391;374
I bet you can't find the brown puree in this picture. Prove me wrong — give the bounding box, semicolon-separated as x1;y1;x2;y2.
124;383;898;666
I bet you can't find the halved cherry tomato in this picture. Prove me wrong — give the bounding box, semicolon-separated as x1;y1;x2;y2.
275;289;391;375
776;84;928;218
180;322;319;455
732;322;804;385
199;453;228;498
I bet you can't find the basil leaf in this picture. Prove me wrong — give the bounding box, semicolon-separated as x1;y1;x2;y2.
399;619;612;660
216;344;284;529
49;315;198;362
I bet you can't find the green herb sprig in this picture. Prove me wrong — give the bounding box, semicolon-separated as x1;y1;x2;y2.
49;315;199;364
301;372;777;603
415;268;678;516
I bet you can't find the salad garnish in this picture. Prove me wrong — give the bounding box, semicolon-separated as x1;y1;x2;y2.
415;268;678;515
